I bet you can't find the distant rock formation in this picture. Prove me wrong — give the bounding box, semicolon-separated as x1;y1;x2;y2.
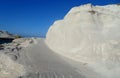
0;30;21;44
0;30;21;39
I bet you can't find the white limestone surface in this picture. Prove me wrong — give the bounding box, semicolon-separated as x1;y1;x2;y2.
46;4;120;78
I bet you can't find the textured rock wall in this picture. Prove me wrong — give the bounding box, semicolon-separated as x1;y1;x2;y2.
46;4;120;64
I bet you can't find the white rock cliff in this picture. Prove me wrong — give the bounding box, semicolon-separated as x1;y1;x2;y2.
46;4;120;77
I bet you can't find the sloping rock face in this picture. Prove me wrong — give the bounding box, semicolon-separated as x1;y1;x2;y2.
0;38;36;78
0;53;25;78
46;4;120;64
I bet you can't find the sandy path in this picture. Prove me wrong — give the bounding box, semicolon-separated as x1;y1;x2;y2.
19;39;85;78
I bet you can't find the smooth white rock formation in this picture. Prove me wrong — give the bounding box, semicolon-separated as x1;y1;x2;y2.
46;4;120;78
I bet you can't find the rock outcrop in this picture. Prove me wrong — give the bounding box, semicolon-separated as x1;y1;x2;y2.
46;4;120;64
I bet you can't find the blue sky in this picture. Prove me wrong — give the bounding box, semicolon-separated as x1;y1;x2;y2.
0;0;120;37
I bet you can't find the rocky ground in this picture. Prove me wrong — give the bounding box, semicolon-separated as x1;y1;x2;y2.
0;38;90;78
